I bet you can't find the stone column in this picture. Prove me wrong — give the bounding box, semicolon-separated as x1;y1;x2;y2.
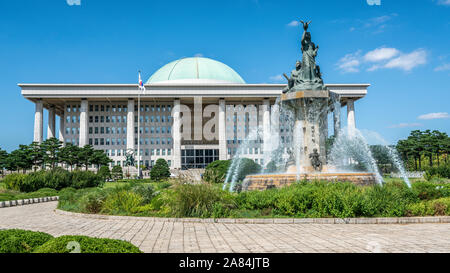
47;106;56;139
262;99;271;166
172;99;181;169
33;100;43;143
59;111;65;144
218;99;226;160
79;99;88;147
347;99;356;137
127;99;135;152
333;104;341;137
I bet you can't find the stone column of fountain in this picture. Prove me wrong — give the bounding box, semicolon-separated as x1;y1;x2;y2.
281;21;330;174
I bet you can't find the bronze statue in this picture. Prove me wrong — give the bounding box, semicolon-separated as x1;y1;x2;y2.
282;61;301;93
300;20;312;31
309;148;322;171
283;20;326;92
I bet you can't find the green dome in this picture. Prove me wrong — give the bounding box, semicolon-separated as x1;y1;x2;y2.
147;57;245;84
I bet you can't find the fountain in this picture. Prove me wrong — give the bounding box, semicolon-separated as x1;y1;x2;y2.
241;21;378;191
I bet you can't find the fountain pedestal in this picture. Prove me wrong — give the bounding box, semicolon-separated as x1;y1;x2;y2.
281;90;330;173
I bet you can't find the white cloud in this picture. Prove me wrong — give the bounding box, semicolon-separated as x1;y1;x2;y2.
336;50;362;73
364;47;400;62
337;47;427;73
287;20;299;27
269;74;284;82
384;49;427;71
388;123;423;129
66;0;81;5
437;0;450;6
434;63;450;71
418;112;450;120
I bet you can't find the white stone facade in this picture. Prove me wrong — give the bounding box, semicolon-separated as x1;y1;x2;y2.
20;83;369;170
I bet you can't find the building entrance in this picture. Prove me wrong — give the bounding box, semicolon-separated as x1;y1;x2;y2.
181;149;219;169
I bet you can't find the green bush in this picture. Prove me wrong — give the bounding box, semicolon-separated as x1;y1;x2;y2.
150;159;171;181
166;183;236;218
203;160;231;183
235;158;261;182
4;169;103;192
98;166;111;180
0;229;54;253
102;190;144;214
71;170;104;189
407;197;450;216
412;181;443;200
33;235;142;253
425;164;450;179
111;165;123;181
2;173;27;191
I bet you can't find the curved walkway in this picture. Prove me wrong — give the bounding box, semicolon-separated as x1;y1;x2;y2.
1;202;449;253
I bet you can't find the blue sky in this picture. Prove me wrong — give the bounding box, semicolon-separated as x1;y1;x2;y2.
0;0;449;151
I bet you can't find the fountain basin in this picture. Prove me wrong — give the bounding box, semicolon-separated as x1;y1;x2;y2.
242;173;377;191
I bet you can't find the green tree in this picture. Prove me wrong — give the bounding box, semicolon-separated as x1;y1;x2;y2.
90;150;112;171
59;143;81;171
78;145;95;171
150;158;171;181
111;165;123;181
98;165;111;181
29;142;44;171
41;138;62;169
0;148;9;177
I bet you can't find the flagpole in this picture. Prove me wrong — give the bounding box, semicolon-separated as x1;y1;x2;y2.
137;71;141;179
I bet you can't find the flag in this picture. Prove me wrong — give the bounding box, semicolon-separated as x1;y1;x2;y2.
138;71;146;92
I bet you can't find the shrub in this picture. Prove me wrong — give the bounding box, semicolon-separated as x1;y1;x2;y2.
150;159;171;181
4;169;102;192
3;173;27;191
111;165;123;181
71;170;103;189
33;235;142;253
0;229;53;253
203;160;231;183
78;188;108;214
407;197;450;216
425;164;450;179
102;190;144;214
98;166;111;181
236;158;261;182
131;184;155;204
166;183;236;218
412;181;442;200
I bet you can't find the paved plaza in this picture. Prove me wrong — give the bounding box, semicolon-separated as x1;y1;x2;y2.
1;202;449;253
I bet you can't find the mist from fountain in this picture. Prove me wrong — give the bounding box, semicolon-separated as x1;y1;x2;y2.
328;127;384;185
359;130;411;187
223;127;262;192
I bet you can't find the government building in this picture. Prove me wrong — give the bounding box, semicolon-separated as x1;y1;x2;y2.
19;57;369;170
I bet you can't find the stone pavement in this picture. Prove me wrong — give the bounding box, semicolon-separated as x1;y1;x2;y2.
1;202;449;253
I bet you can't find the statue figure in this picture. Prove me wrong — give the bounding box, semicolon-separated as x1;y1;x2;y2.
125;149;135;167
283;20;326;92
285;148;296;170
300;20;312;31
282;61;301;93
309;148;322;172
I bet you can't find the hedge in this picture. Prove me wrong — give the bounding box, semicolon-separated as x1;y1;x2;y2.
3;168;103;192
33;235;142;253
0;229;54;253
